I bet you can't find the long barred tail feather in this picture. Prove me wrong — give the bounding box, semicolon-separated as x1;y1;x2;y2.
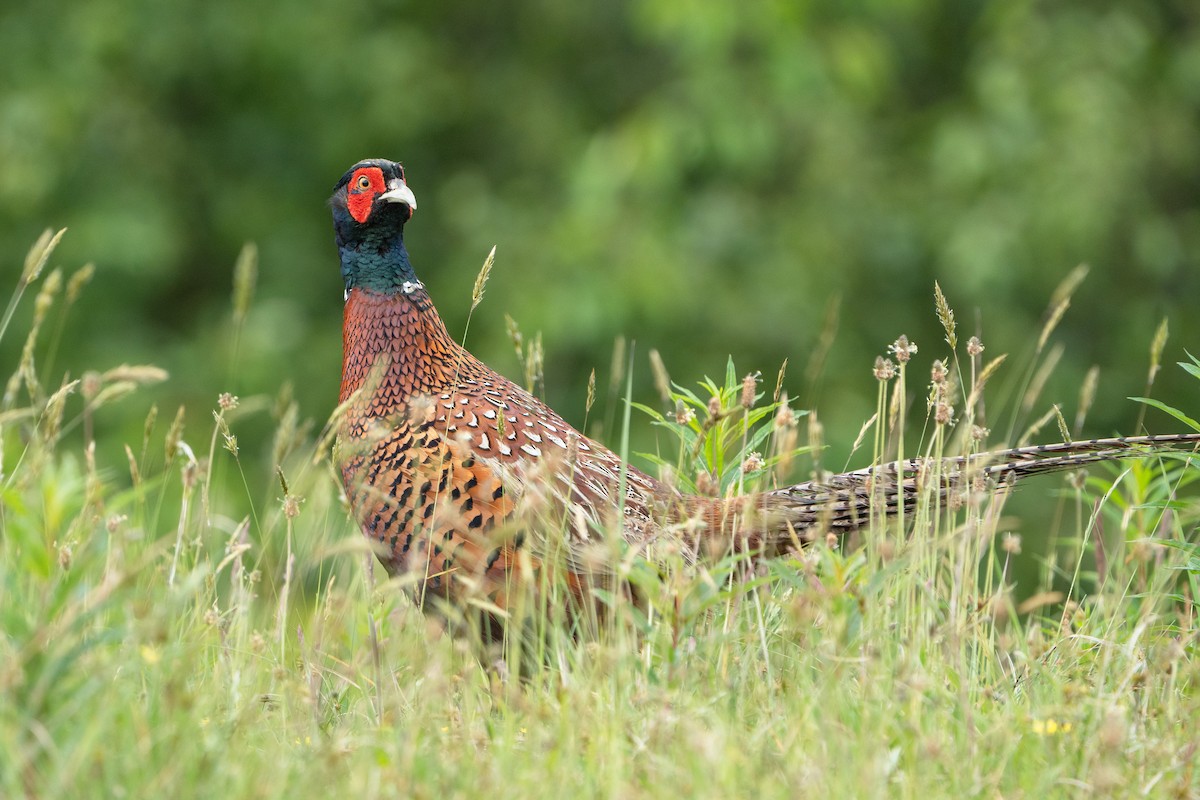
768;433;1200;536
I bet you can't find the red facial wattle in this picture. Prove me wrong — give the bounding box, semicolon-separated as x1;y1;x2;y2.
347;167;386;223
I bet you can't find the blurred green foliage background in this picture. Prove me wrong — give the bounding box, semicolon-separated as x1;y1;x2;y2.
3;0;1199;483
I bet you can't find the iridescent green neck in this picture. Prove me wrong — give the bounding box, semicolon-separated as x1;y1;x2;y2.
338;226;419;295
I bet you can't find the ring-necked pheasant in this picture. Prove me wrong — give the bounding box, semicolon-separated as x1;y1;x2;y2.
332;158;1200;621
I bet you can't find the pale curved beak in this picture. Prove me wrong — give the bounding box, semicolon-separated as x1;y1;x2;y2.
379;178;417;213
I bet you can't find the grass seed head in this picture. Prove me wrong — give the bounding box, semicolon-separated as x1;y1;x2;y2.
164;405;186;463
283;494;303;519
1147;316;1169;385
649;349;672;404
470;245;496;312
81;371;101;401
674;399;694;425
889;335;917;364
774;393;795;429
232;243;258;324
934;281;956;349
740;372;760;409
66;262;95;304
21;228;66;285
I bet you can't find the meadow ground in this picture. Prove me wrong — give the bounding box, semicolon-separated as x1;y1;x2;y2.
3;233;1199;799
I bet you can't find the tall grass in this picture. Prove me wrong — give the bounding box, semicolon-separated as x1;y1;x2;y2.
1;233;1198;798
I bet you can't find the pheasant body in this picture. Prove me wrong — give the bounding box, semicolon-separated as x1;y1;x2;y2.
338;279;686;607
331;158;1200;618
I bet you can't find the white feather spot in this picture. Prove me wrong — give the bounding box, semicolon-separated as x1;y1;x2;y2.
478;433;491;450
546;433;567;449
498;443;512;456
527;433;542;443
572;506;591;542
521;444;541;457
585;460;613;478
483;410;497;419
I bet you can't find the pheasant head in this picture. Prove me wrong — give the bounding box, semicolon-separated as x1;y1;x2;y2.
330;158;419;295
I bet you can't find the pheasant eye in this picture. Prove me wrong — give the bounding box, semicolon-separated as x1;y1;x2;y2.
356;175;372;190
